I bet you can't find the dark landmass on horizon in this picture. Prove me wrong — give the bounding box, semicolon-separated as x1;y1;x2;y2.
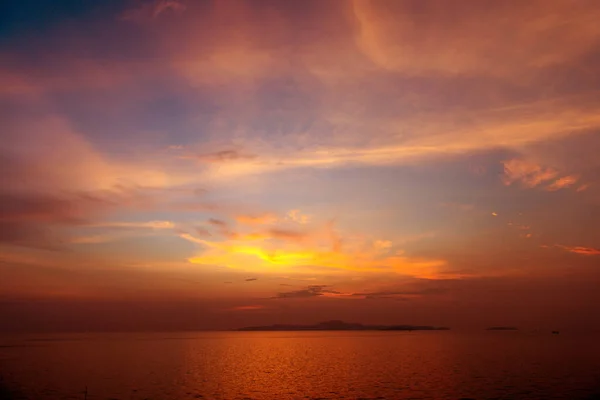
486;326;519;331
236;320;450;331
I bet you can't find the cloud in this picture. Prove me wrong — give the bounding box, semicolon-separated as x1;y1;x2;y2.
69;220;177;244
70;233;127;245
274;285;340;299
0;114;183;250
187;227;447;278
245;278;258;282
556;245;600;256
188;150;256;164
373;240;392;250
350;287;447;300
208;218;227;227
503;159;584;192
194;227;212;237
286;210;311;224
236;213;278;225
90;221;175;230
1;117;161;193
120;0;186;23
195;217;311;244
5;2;600;186
441;203;475;212
546;176;579;191
0;191;113;249
0;192;103;224
227;305;264;311
352;0;600;77
183;98;600;180
178;233;215;248
266;228;308;242
3;0;600;323
577;184;591;192
502;159;558;188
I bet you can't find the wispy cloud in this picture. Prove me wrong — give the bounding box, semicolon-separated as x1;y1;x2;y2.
90;221;175;230
351;0;600;77
273;285;340;299
349;287;446;300
0;190;115;249
186;149;256;164
208;218;227;227
502;159;558;188
236;213;278;225
577;184;591;192
120;0;186;23
286;210;311;225
546;176;579;191
555;245;600;256
503;159;583;192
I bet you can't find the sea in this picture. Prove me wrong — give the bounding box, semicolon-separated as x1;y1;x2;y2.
1;331;599;400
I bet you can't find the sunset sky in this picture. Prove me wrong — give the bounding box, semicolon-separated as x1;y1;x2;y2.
1;0;600;332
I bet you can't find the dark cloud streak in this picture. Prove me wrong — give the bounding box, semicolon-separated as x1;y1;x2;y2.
273;285;340;299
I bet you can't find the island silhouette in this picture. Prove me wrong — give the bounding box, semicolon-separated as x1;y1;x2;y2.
236;320;449;331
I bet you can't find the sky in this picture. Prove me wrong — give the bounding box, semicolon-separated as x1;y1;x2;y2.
1;0;600;332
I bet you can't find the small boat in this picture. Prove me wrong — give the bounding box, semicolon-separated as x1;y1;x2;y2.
552;330;560;334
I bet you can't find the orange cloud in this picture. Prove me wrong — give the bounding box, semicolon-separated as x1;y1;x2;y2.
502;159;585;192
502;159;558;188
546;176;579;191
556;245;600;256
185;223;446;278
235;210;310;227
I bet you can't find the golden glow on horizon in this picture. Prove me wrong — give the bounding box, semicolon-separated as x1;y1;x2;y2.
185;226;447;278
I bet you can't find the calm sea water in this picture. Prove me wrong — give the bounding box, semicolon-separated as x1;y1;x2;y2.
1;331;599;400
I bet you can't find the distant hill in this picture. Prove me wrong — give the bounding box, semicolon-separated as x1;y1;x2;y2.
236;320;450;331
486;326;518;331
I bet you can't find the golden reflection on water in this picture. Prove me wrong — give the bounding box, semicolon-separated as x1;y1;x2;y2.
1;331;599;399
